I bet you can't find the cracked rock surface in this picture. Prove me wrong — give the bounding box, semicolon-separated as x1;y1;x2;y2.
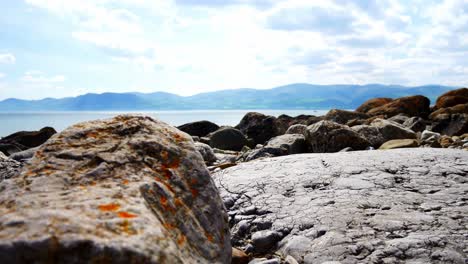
213;148;468;263
0;115;231;264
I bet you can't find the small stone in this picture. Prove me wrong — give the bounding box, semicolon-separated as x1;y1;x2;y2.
232;247;250;264
251;230;282;253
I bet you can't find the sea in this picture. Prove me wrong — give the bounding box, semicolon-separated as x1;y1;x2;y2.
0;110;329;137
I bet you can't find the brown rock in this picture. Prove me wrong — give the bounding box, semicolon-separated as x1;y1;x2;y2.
0;115;231;263
430;104;468;136
433;87;468;110
356;98;393;113
367;95;430;118
379;139;419;150
232;247;249;264
439;135;454;148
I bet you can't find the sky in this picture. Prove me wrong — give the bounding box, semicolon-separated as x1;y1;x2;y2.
0;0;467;100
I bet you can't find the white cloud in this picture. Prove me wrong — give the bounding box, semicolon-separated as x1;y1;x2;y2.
22;71;66;83
0;53;16;64
0;73;5;79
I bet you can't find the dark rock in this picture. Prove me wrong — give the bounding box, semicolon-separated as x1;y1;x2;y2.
370;118;417;142
276;115;322;135
403;117;427;132
265;134;307;155
433;87;468;110
251;230;282;254
0;115;231;263
430;104;468;136
324;109;370;125
356;97;393;113
0;127;56;149
232;247;250;264
9;147;39;162
194;142;217;165
351;125;385;148
305;121;370;153
209;127;248;151
367;95;430;118
177;120;220;137
0;143;25;156
285;124;308;135
236;112;279;145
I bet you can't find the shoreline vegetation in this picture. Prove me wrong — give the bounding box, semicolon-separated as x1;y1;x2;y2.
0;87;467;263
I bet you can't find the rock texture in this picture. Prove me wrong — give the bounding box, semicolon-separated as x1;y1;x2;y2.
324;109;370;125
0;152;22;181
356;98;393;114
0;115;231;263
265;134;307;155
177;120;220;137
430;104;468;136
370;118;417;142
214;149;468;264
367;95;430;118
433;88;468;110
305;121;370;153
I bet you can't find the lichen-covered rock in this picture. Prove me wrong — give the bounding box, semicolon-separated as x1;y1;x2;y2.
0;115;231;263
305;121;370;153
433;88;468;110
209;127;248;151
356;97;393;113
324;109;370;125
367;95;430;118
0;152;22;181
214;149;468;263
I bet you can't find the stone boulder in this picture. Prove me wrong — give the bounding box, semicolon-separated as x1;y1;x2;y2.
430;104;468;136
177;120;220;137
351;125;386;148
8;147;39;162
356;97;393;113
209;127;248;151
236;112;279;145
0;115;231;263
276;115;322;135
213;149;468;263
403;116;427;133
0;127;56;149
367;95;430;118
379;139;419;149
265;134;307;155
324;109;370;125
194;142;217;165
305;121;370;153
244;147;287;162
433;87;468;110
0;152;22;181
387;114;409;124
370;118;417;142
285;124;308;135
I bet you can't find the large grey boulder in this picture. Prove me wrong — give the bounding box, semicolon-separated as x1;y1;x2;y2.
236;112;279;145
214;149;468;263
285;124;307;135
0;152;22;181
370;118;417;142
0;115;231;263
265;134;307;155
351;125;386;148
209;127;248;151
305;121;370;153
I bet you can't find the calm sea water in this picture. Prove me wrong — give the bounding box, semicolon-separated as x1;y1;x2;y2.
0;110;328;137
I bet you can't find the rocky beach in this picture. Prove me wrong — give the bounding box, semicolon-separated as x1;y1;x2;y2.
0;88;467;263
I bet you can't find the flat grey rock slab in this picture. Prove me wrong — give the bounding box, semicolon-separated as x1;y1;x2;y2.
213;149;468;263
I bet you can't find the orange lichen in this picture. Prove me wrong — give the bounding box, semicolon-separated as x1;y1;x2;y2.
191;188;199;198
98;203;120;212
205;232;214;243
190;178;198;185
86;131;99;138
177;234;186;246
154;178;175;193
122;179;129;185
163;223;176;230
118;220;136;235
118;211;138;219
174;198;183;207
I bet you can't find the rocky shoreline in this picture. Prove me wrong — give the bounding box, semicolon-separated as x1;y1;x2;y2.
0;88;467;263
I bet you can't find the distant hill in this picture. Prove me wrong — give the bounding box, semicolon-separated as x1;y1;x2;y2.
0;84;455;111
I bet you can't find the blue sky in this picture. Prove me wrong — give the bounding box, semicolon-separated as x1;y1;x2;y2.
0;0;467;100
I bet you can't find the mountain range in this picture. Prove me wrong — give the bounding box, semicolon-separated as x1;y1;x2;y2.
0;83;455;111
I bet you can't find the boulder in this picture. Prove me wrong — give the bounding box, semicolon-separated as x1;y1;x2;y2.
0;152;22;181
324;109;370;125
421;130;441;142
305;121;370;153
351;125;386;148
367;95;430;118
0;142;25;156
194;142;217;165
265;134;307;155
276;115;322;134
403;117;427;132
433;87;468;110
232;247;249;264
245;147;286;162
0;126;56;149
356;97;393;113
370;118;417;142
209;127;248;151
285;124;308;135
388;114;409;124
177;120;220;137
9;147;39;162
213;149;468;263
379;139;419;149
236;112;279;145
0;115;231;263
430;104;468;136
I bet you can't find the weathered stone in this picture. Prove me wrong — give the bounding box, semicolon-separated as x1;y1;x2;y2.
209;127;248;151
194;142;217;165
276;115;322;135
0;115;231;263
177;120;220;137
305;121;370;153
236;112;279;145
285;124;307;135
251;230;283;254
0;152;22;181
9;146;39;162
433;87;468;110
0;126;56;150
351;125;386;148
367;95;430;118
430;104;468;136
214;149;468;263
324;109;370;125
403;116;427;132
356;97;393;113
421;130;441;142
265;134;307;155
388;114;409;124
245;147;285;162
370;118;417;142
379;139;419;149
